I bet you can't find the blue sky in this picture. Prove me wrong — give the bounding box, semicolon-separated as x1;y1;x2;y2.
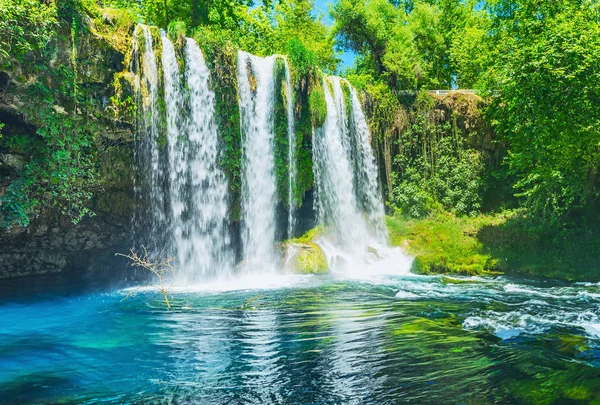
312;0;357;70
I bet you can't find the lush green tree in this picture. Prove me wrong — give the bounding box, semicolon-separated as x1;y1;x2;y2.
450;22;489;88
331;0;420;88
485;0;600;219
332;0;478;89
274;0;338;72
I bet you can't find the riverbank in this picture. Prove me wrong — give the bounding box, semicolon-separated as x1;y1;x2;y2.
387;211;600;282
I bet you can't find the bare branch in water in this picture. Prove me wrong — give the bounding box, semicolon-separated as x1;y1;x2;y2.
116;246;176;309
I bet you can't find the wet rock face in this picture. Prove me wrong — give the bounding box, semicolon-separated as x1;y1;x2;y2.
0;15;137;280
0;193;136;279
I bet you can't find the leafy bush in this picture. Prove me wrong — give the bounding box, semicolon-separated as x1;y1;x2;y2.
0;0;58;62
387;92;485;218
286;37;316;78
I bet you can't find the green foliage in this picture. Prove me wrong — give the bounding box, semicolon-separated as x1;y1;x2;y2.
2;109;99;227
286;37;316;78
308;78;327;128
332;0;480;89
0;3;107;227
274;58;291;204
167;20;187;41
273;0;338;72
292;80;315;204
484;0;600;221
386;213;500;276
387;91;486;217
0;0;58;63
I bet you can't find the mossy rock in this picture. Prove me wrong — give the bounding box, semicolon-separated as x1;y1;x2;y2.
286;242;328;274
283;226;328;274
439;276;479;285
412;253;498;276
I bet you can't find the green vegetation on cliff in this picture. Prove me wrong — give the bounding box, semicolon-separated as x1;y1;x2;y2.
0;0;136;227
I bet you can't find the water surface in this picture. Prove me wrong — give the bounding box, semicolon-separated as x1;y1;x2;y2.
1;270;599;404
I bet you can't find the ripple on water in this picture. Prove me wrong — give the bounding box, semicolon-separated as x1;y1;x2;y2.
1;272;600;403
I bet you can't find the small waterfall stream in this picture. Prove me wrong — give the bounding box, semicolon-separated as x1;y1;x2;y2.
133;26;166;252
313;76;392;267
313;77;370;250
348;87;388;242
237;51;278;273
283;58;297;239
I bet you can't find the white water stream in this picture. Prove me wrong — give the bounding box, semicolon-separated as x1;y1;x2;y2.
237;51;278;273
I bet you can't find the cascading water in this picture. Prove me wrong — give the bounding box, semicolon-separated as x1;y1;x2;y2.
312;76;405;271
133;27;233;283
283;58;297;239
133;27;403;280
237;51;278;273
179;38;234;282
313;77;370;251
348;87;388;242
160;30;184;258
132;25;167;253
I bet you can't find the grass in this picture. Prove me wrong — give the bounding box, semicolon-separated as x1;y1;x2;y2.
387;210;600;282
387;212;501;276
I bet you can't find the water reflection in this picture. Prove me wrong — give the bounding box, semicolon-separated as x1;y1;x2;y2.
0;275;599;403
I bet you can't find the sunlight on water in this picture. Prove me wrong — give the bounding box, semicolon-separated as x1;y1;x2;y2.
1;272;599;404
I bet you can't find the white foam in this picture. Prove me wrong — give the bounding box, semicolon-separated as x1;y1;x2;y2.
394;291;420;300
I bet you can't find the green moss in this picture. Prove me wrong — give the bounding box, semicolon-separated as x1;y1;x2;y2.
309;77;327;128
284;227;328;274
294;242;328;274
388;210;600;281
439;276;480;285
294;226;323;244
563;386;592;401
340;79;352;120
273;57;290;204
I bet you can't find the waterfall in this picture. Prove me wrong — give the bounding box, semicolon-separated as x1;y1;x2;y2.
132;27;233;283
161;30;184;260
283;59;297;239
132;26;393;280
132;25;167;253
237;51;278;273
180;38;234;281
313;77;368;249
348;87;388;242
313;77;388;264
